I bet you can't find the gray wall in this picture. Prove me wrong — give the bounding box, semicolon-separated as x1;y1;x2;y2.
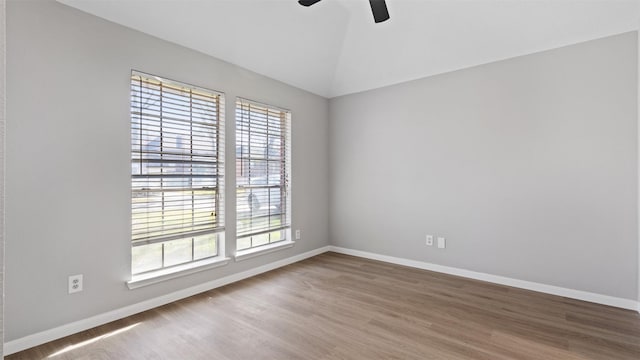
5;0;329;341
329;32;638;300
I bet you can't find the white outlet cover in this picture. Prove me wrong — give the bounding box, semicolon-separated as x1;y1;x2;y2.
68;274;83;294
437;237;446;249
426;235;434;246
295;229;301;240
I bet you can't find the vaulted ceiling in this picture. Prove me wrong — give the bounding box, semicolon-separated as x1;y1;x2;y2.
58;0;639;98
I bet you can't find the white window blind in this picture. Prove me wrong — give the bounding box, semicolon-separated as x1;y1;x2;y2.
236;98;291;250
130;71;224;275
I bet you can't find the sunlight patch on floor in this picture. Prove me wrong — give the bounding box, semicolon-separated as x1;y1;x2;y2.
47;323;140;358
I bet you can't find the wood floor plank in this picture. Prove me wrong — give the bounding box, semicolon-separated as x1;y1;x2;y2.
6;252;640;359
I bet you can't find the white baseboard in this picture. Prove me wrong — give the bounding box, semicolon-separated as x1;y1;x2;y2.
329;246;640;312
6;244;638;355
3;245;331;356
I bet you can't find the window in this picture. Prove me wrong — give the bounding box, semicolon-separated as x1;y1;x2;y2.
130;71;224;275
236;98;291;251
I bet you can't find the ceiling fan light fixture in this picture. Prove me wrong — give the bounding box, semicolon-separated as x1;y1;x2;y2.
369;0;390;23
298;0;322;6
298;0;390;23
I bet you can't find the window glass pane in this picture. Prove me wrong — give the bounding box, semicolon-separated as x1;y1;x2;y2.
237;237;252;251
194;234;218;260
164;238;193;267
269;230;284;243
252;233;270;248
132;243;162;274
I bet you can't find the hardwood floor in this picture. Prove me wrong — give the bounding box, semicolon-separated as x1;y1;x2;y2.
7;252;640;359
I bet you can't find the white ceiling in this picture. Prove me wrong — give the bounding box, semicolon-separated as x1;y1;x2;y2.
58;0;640;98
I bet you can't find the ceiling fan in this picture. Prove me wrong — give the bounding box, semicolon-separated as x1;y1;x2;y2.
299;0;390;23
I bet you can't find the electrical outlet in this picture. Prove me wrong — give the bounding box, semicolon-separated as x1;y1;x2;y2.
425;235;434;246
295;229;301;240
437;237;446;249
68;274;83;294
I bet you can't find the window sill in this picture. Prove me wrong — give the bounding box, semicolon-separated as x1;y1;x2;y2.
127;257;231;290
234;240;295;262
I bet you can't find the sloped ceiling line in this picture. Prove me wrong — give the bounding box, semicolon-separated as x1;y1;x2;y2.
58;0;640;98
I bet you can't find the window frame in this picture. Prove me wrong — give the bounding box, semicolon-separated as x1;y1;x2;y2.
234;97;292;257
129;70;228;283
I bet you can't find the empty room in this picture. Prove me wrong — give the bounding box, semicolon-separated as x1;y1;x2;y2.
2;0;640;359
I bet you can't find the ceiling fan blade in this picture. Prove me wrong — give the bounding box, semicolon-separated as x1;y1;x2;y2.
299;0;322;6
369;0;390;23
